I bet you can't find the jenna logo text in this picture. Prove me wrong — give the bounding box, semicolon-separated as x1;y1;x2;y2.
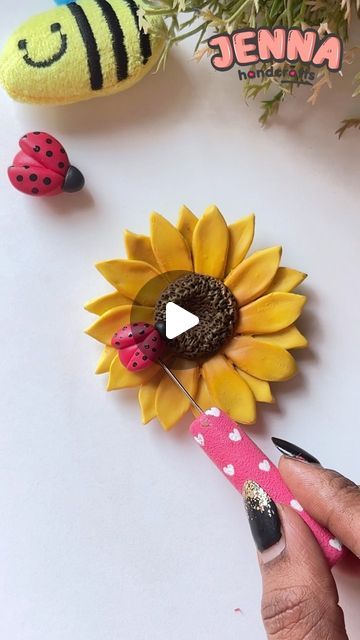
209;28;343;73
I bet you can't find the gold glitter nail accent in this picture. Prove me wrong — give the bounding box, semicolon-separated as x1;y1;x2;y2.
243;480;274;517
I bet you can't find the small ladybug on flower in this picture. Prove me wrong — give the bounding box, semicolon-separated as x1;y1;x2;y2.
111;323;165;371
8;131;85;197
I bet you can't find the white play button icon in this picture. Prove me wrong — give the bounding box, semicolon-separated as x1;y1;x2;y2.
165;302;199;339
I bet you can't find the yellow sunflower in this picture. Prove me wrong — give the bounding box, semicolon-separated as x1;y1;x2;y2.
85;206;307;430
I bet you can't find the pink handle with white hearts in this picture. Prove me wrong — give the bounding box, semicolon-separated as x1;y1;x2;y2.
190;408;345;566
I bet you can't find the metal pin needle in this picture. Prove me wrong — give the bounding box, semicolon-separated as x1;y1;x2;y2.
158;359;203;415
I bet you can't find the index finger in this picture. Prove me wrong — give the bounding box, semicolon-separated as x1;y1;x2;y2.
278;456;360;558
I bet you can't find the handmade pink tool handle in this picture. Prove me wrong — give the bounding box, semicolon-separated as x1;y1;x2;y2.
190;408;345;566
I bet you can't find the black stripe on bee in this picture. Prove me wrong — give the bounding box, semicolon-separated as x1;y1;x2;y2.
94;0;128;81
67;2;103;90
123;0;152;64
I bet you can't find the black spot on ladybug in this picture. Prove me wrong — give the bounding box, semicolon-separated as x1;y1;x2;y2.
140;330;145;335
33;146;40;152
142;356;148;361
152;348;157;352
23;165;30;169
135;352;140;356
60;148;66;154
33;132;40;135
46;138;52;144
32;188;39;194
132;362;138;368
22;134;28;139
30;174;38;182
43;178;51;186
144;344;150;350
46;151;53;158
152;337;157;342
115;341;120;347
133;323;138;327
114;332;118;337
16;175;24;182
144;324;149;327
58;162;65;169
122;326;126;331
128;333;133;338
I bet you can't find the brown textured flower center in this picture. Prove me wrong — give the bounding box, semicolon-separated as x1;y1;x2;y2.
154;273;239;360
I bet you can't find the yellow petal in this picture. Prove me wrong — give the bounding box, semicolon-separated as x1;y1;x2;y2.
225;214;255;274
177;205;198;248
225;246;282;306
85;305;154;344
124;230;159;269
84;291;132;315
202;354;256;424
267;267;307;293
150;212;193;273
192;205;229;279
96;259;166;306
108;356;160;390
238;292;306;335
155;363;199;430
256;325;308;350
138;372;164;424
224;336;297;381
95;346;118;374
236;369;273;403
192;375;214;416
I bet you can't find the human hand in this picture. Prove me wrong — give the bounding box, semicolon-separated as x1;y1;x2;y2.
242;439;360;639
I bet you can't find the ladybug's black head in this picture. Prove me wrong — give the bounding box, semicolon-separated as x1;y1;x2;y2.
154;321;167;341
63;165;85;193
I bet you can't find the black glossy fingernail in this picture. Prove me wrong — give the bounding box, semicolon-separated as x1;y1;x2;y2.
243;480;282;552
271;437;320;464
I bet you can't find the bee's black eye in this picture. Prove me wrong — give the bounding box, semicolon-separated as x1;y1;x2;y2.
51;23;61;33
18;39;27;51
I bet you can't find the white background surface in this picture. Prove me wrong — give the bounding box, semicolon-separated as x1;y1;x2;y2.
1;2;360;639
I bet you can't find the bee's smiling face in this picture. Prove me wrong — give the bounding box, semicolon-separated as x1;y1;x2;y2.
18;22;68;68
0;1;164;105
0;7;84;104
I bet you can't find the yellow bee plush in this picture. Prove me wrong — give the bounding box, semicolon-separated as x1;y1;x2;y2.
0;0;164;105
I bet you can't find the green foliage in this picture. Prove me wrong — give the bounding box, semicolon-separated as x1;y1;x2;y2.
259;90;285;125
336;117;360;138
143;0;360;134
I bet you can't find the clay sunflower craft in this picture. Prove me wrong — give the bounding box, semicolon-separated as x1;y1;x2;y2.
85;206;307;429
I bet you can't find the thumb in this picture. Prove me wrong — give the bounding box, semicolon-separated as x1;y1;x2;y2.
243;480;348;640
277;454;360;559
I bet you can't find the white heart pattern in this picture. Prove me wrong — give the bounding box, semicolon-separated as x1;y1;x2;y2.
223;464;235;477
329;538;343;551
229;428;242;442
259;459;271;472
205;407;221;418
194;434;204;446
290;499;303;512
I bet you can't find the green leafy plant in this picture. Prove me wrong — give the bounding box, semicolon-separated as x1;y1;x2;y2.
336;117;360;137
141;0;360;134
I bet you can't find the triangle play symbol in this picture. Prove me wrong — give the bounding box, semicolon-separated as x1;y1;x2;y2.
165;302;199;339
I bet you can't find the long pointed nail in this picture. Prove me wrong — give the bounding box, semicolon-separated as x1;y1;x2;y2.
272;437;320;464
243;480;283;555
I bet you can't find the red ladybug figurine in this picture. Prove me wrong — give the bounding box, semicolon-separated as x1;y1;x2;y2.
8;132;85;197
111;323;165;372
